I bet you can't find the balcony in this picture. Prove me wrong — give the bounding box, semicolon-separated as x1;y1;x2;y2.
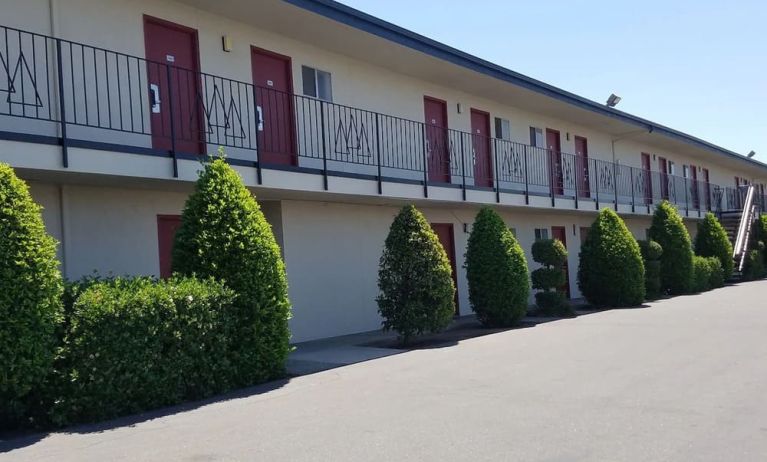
0;24;755;215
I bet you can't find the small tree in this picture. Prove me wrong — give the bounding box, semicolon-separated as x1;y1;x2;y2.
649;201;694;294
694;212;734;279
0;164;63;428
465;207;529;327
377;205;455;344
578;209;645;307
531;239;571;316
172;156;291;386
638;240;663;299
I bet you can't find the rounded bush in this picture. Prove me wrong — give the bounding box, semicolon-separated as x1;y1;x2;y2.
694;212;734;279
692;255;713;293
532;239;567;266
637;240;663;300
50;277;236;425
706;256;725;289
531;267;566;290
377;205;455;344
0;164;63;428
578;209;645;307
742;246;766;281
464;207;529;327
649;201;694;294
172;156;291;386
531;239;571;316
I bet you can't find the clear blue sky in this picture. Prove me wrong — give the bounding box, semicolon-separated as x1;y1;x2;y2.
338;0;766;161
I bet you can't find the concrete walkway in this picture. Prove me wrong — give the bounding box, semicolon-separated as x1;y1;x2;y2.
3;281;767;461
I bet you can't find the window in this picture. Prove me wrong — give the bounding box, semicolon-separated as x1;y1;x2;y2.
529;127;543;147
301;66;332;101
667;160;676;175
534;228;549;241
495;118;511;140
683;165;690;178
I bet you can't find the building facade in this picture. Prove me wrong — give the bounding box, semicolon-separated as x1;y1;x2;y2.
2;0;765;342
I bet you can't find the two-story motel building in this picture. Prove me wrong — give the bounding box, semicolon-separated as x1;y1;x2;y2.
2;0;765;342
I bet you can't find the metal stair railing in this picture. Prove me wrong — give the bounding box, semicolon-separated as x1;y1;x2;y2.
733;185;757;272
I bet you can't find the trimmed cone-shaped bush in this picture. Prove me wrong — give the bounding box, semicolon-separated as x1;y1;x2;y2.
0;164;63;428
649;201;694;294
531;239;571;316
694;212;734;279
465;207;529;327
692;255;713;293
172;157;291;386
638;240;663;299
377;205;455;344
578;209;645;307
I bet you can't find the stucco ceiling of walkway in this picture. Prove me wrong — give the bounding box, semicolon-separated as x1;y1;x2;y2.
178;0;761;176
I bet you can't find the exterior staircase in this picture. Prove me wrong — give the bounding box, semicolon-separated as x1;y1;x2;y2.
719;185;760;278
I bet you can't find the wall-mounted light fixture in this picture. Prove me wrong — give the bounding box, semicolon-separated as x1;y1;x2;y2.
222;35;233;52
456;103;463;114
566;132;570;141
606;93;622;108
748;150;756;158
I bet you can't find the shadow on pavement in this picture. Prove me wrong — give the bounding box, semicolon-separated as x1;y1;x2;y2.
0;377;292;453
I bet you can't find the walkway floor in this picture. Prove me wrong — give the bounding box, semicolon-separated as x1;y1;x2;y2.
3;281;767;461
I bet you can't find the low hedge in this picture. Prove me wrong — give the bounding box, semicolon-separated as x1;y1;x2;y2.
692;256;713;293
638;240;663;299
742;244;766;281
694;213;734;279
50;276;237;426
706;257;725;289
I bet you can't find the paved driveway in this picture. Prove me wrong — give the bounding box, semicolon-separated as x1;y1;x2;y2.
3;281;767;461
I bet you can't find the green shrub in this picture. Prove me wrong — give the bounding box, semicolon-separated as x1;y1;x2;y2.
742;243;766;281
694;212;734;279
638;240;663;299
692;256;713;293
649;201;694;294
578;209;645;307
172;156;291;386
464;207;529;327
0;164;63;429
50;277;236;425
531;239;572;316
377;205;455;344
705;257;725;289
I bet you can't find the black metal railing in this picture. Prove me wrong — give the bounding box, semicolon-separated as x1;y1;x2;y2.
0;24;738;213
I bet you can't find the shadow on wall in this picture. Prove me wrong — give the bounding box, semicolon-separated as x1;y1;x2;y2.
0;378;291;454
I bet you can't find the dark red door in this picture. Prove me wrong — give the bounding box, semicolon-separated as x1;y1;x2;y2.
470;109;493;187
690;165;699;209
251;46;296;166
157;215;182;279
431;223;458;314
551;226;570;299
702;168;711;210
641;153;653;204
574;136;590;198
658;157;669;199
546;129;563;195
144;16;202;155
424;97;450;183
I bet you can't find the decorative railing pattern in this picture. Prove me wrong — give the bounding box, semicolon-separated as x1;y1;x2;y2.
1;24;760;213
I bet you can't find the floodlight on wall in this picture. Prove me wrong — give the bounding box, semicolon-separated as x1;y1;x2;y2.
606;93;622;108
747;150;756;158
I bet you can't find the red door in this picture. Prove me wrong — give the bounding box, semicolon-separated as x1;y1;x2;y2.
546;129;563;195
641;153;653;204
431;223;458;314
157;215;182;279
658;157;669;199
689;165;699;209
144;16;203;155
551;226;570;299
470;109;493;187
702;168;710;210
251;46;296;166
574;136;590;198
423;97;450;183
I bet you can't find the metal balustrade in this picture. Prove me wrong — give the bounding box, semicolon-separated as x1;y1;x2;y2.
0;23;738;213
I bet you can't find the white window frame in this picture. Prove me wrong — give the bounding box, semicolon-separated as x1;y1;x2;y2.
301;65;333;102
534;228;549;241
